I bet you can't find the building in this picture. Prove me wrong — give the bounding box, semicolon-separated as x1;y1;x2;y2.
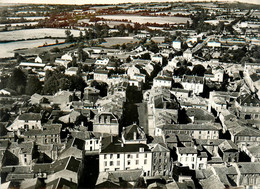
7;113;42;131
235;93;260;120
94;70;109;82
172;41;181;50
181;75;204;95
156;123;221;139
148;143;171;176
93;112;119;135
99;136;152;176
153;76;172;88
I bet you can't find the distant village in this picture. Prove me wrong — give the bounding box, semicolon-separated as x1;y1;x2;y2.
0;1;260;189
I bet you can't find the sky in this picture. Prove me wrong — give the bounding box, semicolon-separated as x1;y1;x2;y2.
1;0;260;5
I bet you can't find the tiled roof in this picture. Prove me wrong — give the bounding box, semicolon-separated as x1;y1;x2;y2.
18;113;41;121
178;147;197;154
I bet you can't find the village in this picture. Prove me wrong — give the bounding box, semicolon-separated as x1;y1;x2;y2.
0;1;260;189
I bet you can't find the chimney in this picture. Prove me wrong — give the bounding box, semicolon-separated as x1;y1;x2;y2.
110;136;113;143
133;132;137;140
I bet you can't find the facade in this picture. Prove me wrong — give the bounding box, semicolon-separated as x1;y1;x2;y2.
99;136;152;176
93;112;119;135
153;76;172;88
148;143;171;176
8;113;42;131
181;75;204;95
94;70;109;82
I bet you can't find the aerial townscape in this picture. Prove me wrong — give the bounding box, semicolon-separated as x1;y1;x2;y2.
0;0;260;188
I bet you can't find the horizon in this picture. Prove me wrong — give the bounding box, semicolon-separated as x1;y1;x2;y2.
1;0;260;5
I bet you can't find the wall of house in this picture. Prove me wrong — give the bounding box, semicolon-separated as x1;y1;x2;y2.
85;138;100;151
181;82;204;95
99;151;152;176
152;151;171;176
177;152;198;170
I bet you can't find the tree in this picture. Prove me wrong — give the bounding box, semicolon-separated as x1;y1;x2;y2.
192;64;206;76
26;76;42;95
7;68;26;94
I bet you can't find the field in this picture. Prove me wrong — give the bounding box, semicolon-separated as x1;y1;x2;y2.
101;37;139;47
0;22;38;27
97;15;191;24
0;39;65;58
0;28;81;41
7;16;46;20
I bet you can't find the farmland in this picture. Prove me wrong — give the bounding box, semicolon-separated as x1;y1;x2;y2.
96;15;191;25
101;37;139;47
0;28;81;41
0;39;65;58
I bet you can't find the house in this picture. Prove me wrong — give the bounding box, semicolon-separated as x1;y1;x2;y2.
61;52;73;61
177;147;207;170
7;113;42;131
94;70;109;82
121;124;147;145
186;108;215;124
84;86;100;100
22;124;62;145
170;88;192;100
65;67;78;76
172;41;181;50
235;93;260;120
95;58;109;66
156;123;221;139
99;136;152;176
151;54;163;64
35;56;43;63
19;62;46;70
153;76;172;88
207;41;221;47
218;140;239;162
242;144;260;162
181;75;204;95
93;112;119;135
148;143;171;176
127;65;140;80
233;162;260;187
183;49;193;61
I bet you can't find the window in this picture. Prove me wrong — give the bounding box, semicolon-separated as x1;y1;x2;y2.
117;161;120;166
127;161;131;165
110;161;113;166
136;160;139;165
96;140;98;144
136;154;139;158
117;154;120;159
104;154;107;159
127;154;131;158
104;161;107;166
144;159;147;164
110;154;113;159
145;153;147;158
90;141;92;144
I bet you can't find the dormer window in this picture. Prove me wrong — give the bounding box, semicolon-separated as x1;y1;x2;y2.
257;104;259;107
250;103;253;107
244;103;247;106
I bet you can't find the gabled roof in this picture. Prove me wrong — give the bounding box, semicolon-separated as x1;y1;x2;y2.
236;93;260;106
178;147;197;154
182;75;204;84
46;177;77;189
236;162;260;174
122;124;146;141
148;143;169;152
18;113;41;121
218;140;238;152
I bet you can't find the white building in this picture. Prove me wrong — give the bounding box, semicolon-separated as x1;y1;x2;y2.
99;136;152;176
95;58;109;66
207;41;221;47
172;41;181;50
151;54;163;64
177;147;207;170
181;75;204;95
94;70;109;82
7;113;42;131
153;76;172;88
